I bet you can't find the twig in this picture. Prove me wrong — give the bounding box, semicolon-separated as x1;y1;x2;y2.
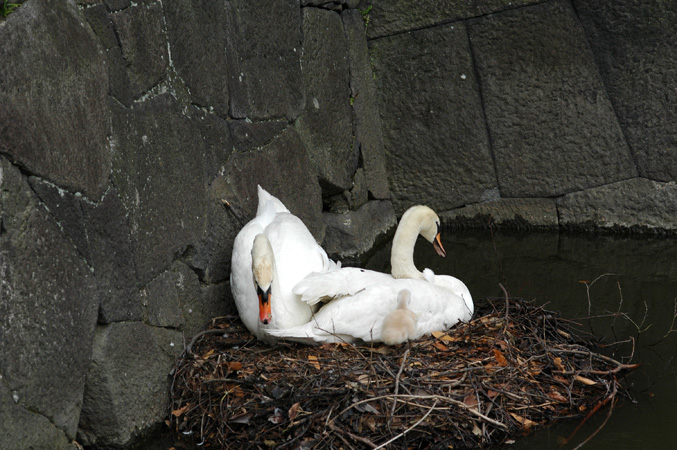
582;273;617;316
390;348;410;420
186;329;228;355
566;381;618;449
327;421;377;448
220;198;246;226
499;283;510;336
650;297;677;345
374;401;439;450
550;348;639;372
339;394;509;430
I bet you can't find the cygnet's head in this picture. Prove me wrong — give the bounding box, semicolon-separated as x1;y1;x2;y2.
396;289;412;310
251;234;274;325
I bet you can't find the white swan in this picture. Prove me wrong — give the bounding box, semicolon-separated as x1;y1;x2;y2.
265;275;473;344
381;289;417;346
230;186;334;342
294;205;470;306
264;205;474;344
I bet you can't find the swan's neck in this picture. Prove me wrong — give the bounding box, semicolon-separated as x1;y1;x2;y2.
390;222;425;280
268;259;314;329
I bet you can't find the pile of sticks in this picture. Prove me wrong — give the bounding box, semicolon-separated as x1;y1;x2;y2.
169;294;637;449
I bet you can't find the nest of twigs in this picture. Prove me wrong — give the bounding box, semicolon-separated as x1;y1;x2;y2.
169;295;637;449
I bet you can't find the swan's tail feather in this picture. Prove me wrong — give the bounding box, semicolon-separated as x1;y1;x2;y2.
256;185;289;215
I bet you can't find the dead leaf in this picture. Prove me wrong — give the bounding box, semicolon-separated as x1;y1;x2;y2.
431;330;446;339
171;404;189;417
493;349;509;367
361;415;377;432
472;423;482;436
357;373;370;385
463;392;478;408
553;357;566;372
227;361;242;371
288;402;300;422
432;341;449;351
307;355;321;370
548;390;568;403
575;375;597;386
268;407;285;424
264;439;276;447
510;412;537;429
528;361;544;376
202;349;215;359
553;375;568;384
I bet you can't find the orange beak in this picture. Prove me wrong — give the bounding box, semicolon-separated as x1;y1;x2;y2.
433;232;446;257
257;286;272;325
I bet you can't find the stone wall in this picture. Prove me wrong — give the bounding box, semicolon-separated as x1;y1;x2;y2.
0;0;675;448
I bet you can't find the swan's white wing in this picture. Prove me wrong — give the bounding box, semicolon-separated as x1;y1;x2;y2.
268;278;471;344
266;286;398;343
293;267;395;306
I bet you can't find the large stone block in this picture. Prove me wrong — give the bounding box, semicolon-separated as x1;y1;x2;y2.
110;1;168;101
226;0;305;120
557;178;677;233
0;0;110;199
110;94;208;285
356;0;542;39
295;7;357;194
574;0;677;182
0;384;73;450
370;22;495;214
343;9;390;200
322;200;396;262
77;322;182;448
143;261;229;337
469;0;637;197
222;127;326;241
84;186;142;323
164;0;230;116
29;179;141;323
0;157;99;438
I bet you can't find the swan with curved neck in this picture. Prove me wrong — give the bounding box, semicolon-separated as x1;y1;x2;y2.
230;186;334;342
251;233;319;336
294;205;460;306
390;205;446;279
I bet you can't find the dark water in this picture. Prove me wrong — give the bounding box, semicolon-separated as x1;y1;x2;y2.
366;229;677;450
152;230;676;449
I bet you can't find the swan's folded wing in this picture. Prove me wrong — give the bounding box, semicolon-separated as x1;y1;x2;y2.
293;268;393;305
